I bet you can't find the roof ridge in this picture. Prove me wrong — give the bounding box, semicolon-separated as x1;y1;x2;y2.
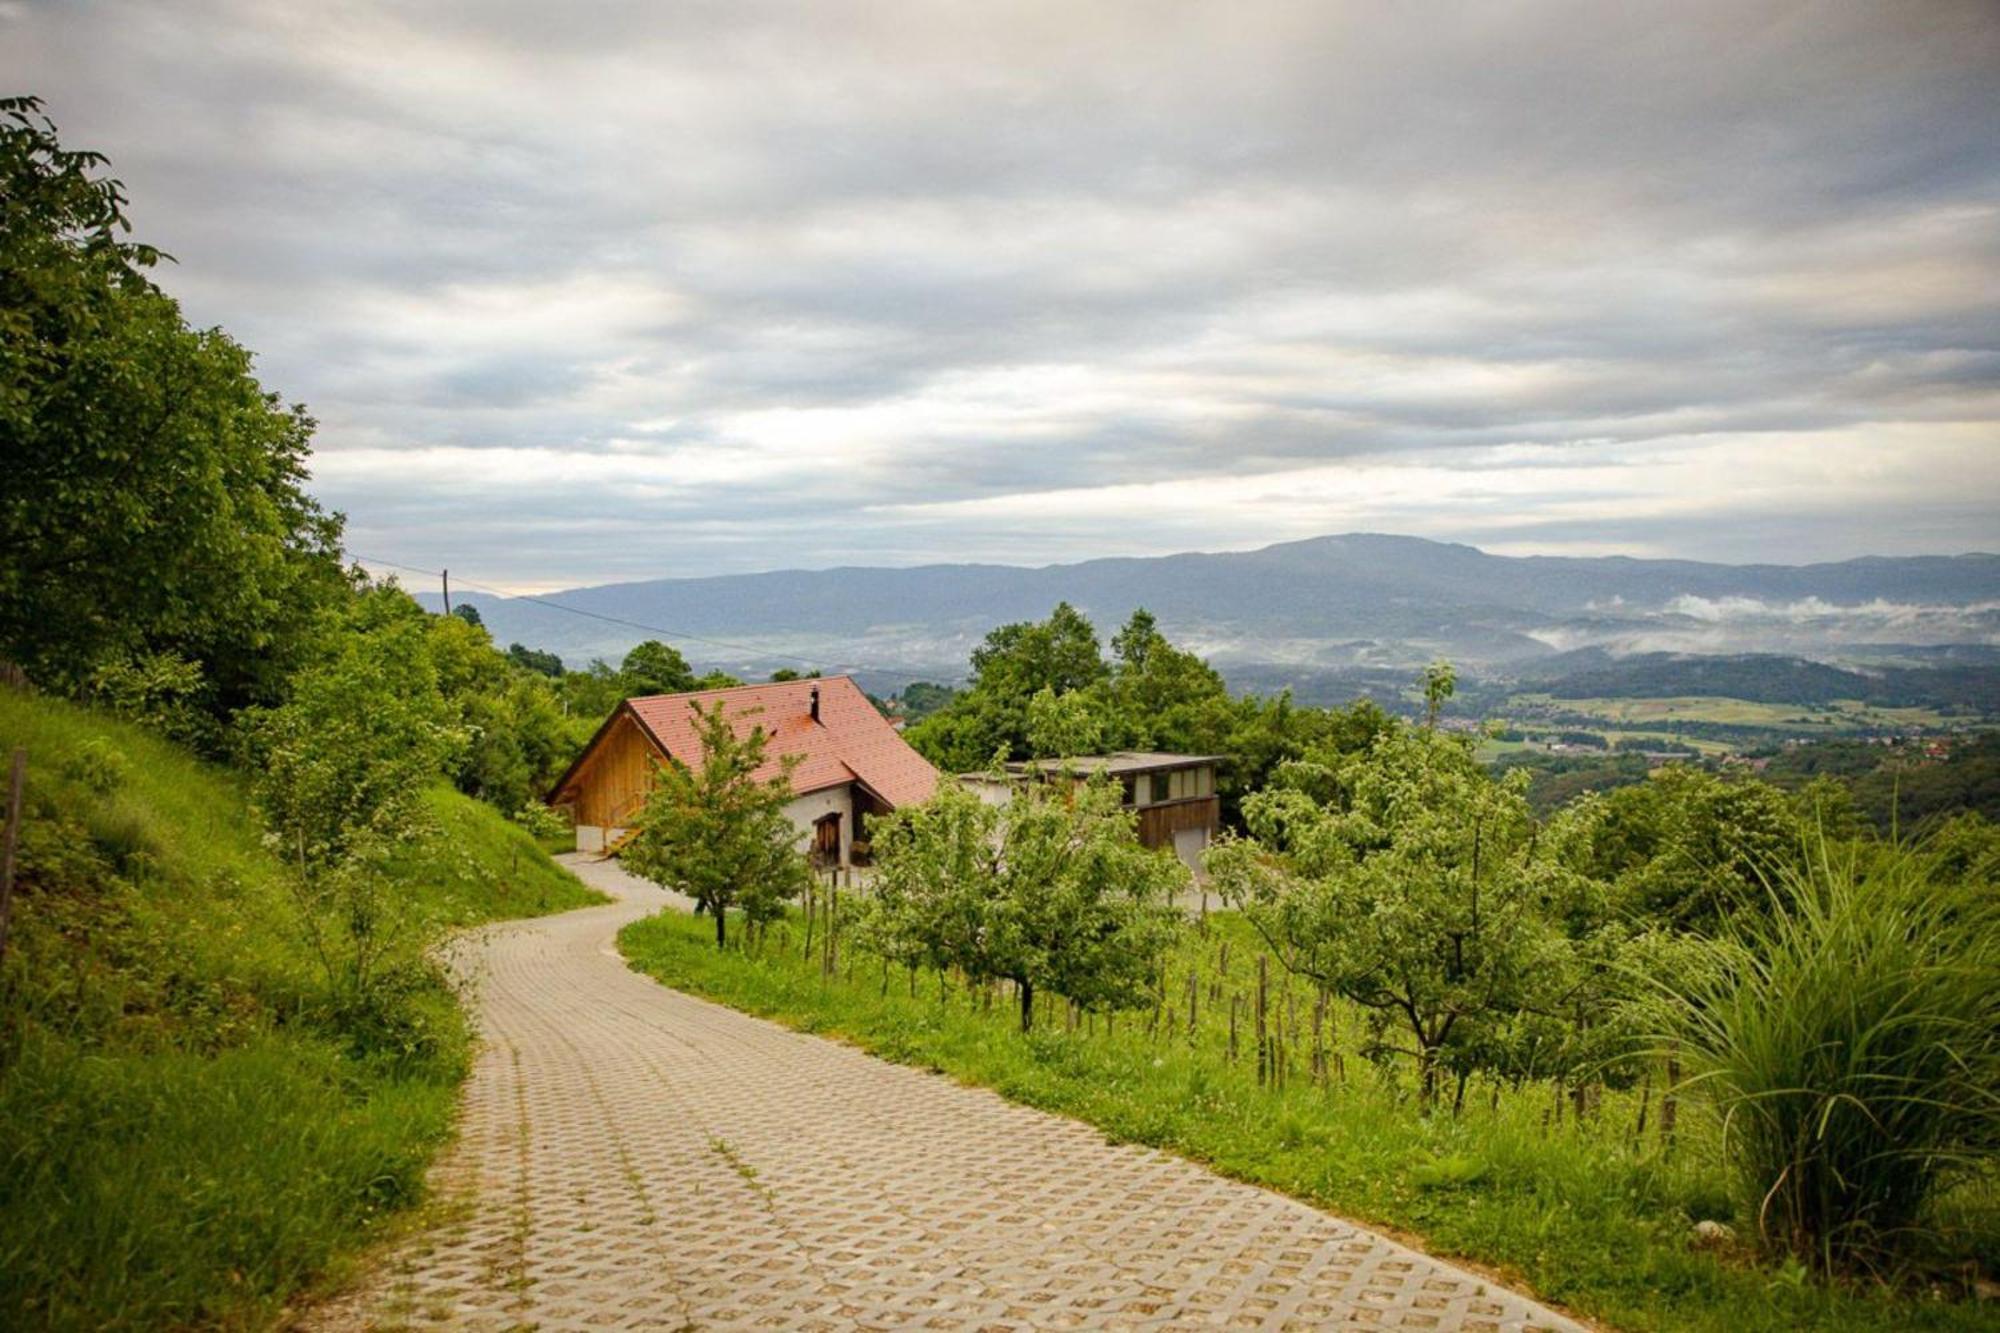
627;674;855;704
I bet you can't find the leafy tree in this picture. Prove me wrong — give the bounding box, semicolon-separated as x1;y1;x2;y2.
1107;608;1227;748
619;640;697;697
622;701;810;948
1422;658;1456;729
906;604;1110;769
1568;766;1798;931
1026;685;1105;758
0;98;349;721
246;586;464;871
449;603;484;628
894;681;959;722
506;642;565;678
1210;724;1568;1108
867;775;1186;1030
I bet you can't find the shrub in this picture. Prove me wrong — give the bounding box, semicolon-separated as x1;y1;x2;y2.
1645;833;2000;1278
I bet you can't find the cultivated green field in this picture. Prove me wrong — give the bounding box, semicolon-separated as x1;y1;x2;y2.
0;691;602;1331
1511;694;1952;732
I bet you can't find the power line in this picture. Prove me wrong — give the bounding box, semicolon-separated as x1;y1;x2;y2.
348;552;951;681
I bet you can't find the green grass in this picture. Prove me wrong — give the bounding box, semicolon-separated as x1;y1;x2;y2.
620;907;1997;1333
0;689;602;1330
1512;694;1952;732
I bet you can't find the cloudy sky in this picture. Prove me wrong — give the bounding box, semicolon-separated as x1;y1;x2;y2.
7;1;1998;590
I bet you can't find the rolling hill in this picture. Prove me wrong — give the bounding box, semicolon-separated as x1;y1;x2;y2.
424;534;2000;694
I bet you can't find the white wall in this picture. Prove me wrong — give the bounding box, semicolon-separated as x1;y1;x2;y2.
575;824;632;854
1172;826;1209;875
958;775;1016;807
782;785;855;864
585;788;855;864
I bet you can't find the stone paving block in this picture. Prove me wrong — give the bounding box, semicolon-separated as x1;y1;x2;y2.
308;856;1584;1333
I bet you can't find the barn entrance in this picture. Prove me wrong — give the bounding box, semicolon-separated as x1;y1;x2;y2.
811;812;842;866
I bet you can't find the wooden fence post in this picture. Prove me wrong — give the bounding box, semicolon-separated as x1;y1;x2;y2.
0;748;23;967
1185;968;1198;1040
1228;994;1239;1063
1255;954;1269;1087
1311;988;1327;1085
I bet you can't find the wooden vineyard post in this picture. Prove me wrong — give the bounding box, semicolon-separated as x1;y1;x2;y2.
1185;969;1198;1041
1311;988;1327;1086
1255;954;1269;1087
1228;994;1239;1063
1283;985;1297;1091
1661;1047;1680;1148
802;882;816;961
822;874;838;981
0;748;23;966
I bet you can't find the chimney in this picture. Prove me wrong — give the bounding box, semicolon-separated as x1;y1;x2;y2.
809;684;820;723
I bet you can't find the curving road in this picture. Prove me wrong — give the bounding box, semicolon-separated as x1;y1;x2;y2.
313;854;1584;1332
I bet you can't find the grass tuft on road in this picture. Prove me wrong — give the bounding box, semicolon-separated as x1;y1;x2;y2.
0;689;602;1331
621;905;1997;1333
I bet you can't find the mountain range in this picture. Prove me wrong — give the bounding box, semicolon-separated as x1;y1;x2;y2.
425;534;2000;696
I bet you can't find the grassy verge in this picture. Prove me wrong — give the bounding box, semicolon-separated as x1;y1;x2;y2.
0;690;602;1330
621;906;1995;1333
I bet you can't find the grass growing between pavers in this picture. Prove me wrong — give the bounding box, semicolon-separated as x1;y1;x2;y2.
0;690;604;1331
621;905;1999;1333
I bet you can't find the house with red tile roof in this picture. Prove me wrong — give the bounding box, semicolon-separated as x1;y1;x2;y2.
546;675;940;864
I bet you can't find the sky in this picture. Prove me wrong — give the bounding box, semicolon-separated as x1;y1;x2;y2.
6;0;1998;591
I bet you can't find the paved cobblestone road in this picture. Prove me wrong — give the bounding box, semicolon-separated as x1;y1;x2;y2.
317;855;1585;1332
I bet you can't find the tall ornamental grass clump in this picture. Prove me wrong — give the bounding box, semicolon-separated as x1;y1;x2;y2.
1651;834;2000;1277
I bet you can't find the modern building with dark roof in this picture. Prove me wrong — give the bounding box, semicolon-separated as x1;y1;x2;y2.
548;676;940;864
959;751;1224;873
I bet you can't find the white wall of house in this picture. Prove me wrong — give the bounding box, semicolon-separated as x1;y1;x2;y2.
574;824;632;854
582;788;854;864
782;785;855;865
958;775;1015;807
1172;826;1209;874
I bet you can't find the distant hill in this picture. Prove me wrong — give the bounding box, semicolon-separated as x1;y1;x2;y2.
424;533;2000;691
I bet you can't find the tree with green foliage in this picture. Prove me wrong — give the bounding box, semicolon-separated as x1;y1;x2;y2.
619;640;697;697
449;603;484;628
248;587;464;871
622;701;810;948
1566;765;1799;931
506;642;565;678
245;587;468;1028
906;604;1111;769
0;97;349;725
1210;723;1568;1108
1422;658;1456;729
1026;684;1105;758
867;773;1186;1031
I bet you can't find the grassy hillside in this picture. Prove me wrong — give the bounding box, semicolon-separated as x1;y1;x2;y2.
0;690;601;1330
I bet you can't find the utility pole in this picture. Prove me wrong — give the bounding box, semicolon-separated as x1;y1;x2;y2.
442;568;451;615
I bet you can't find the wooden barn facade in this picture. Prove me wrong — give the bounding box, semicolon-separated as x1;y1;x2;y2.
548;676;940;865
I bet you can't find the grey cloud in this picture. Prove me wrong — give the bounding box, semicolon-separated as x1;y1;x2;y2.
4;0;1997;586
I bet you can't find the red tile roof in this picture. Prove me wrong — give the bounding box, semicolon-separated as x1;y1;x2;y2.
621;676;939;809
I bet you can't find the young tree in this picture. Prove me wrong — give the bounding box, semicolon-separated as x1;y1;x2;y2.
870;775;1186;1031
248;587;464;870
622;701;810;948
1209;724;1568;1107
246;586;466;1021
1422;658;1456;729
